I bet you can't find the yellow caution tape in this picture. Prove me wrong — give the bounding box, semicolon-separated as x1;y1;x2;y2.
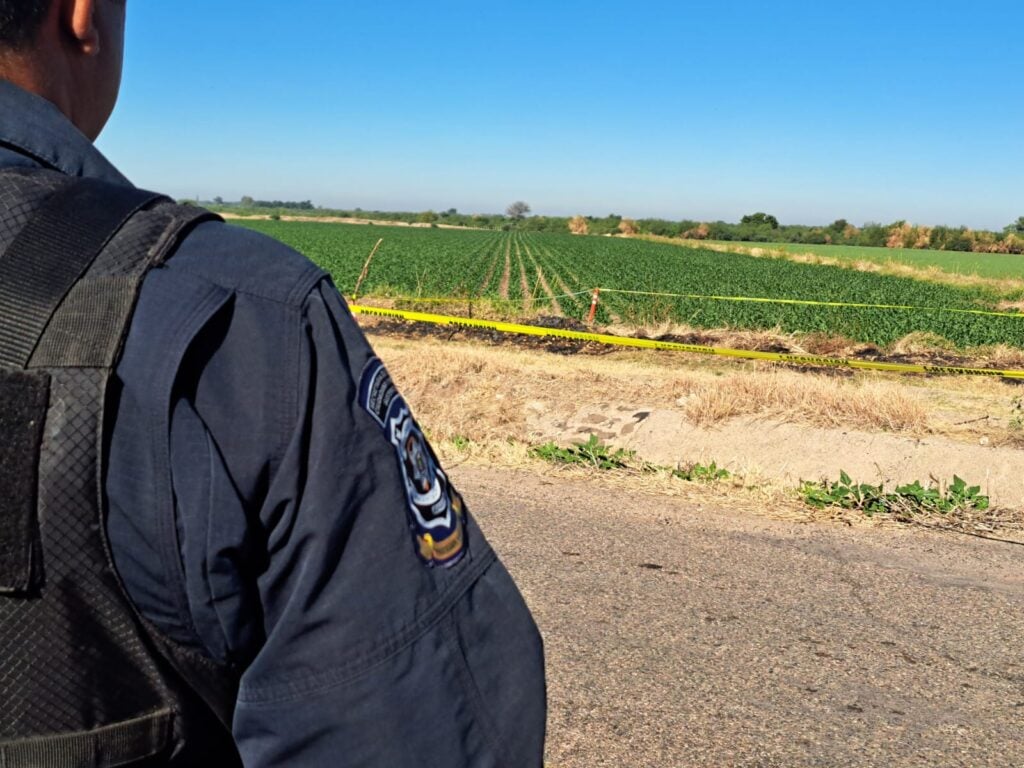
351;289;1024;319
348;305;1024;379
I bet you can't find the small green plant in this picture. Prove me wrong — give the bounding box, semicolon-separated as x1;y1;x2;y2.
530;434;634;470
451;435;472;451
673;461;731;483
800;471;989;517
800;471;889;515
938;475;990;511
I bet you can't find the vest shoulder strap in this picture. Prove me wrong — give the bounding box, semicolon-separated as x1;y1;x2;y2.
0;178;158;595
0;178;164;370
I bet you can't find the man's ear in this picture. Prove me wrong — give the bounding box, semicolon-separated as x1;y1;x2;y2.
63;0;100;56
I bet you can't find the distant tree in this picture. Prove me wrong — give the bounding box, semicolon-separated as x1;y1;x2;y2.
637;218;680;237
740;212;780;229
928;225;974;252
240;195;254;207
828;219;848;232
506;201;531;220
858;222;890;248
418;210;439;224
444;208;458;217
705;221;734;240
213;196;224;205
1006;216;1024;235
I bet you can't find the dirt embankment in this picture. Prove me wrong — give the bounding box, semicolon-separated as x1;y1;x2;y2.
364;326;1024;511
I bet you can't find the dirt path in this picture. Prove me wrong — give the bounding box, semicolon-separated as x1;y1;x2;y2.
477;236;504;296
521;240;563;314
516;235;534;311
531;239;584;295
457;465;1024;768
535;268;562;314
529;238;623;322
365;332;1024;510
551;271;576;298
498;236;512;300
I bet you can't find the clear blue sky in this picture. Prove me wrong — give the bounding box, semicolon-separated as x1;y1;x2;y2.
97;0;1023;230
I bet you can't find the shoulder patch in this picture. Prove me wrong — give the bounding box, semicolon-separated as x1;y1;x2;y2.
358;358;467;568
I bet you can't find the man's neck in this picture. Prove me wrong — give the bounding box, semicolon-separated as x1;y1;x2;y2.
1;54;79;139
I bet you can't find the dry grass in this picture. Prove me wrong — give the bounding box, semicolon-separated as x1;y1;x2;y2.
888;332;959;356
375;335;929;439
605;319;802;350
388;343;531;443
674;371;927;431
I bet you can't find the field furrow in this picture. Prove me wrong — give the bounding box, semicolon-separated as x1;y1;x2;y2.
499;235;512;300
535;268;561;314
236;220;1024;349
515;235;533;310
477;235;505;296
524;235;609;320
520;239;564;314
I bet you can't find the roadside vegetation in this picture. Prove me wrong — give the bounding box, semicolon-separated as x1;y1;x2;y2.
800;472;989;516
530;435;731;483
526;435;1011;538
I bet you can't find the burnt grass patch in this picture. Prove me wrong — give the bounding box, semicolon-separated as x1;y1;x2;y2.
360;316;1022;380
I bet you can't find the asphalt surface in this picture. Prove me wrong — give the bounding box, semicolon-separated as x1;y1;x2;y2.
454;466;1024;768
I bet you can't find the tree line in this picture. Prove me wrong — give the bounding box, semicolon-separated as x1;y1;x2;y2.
208;198;1024;255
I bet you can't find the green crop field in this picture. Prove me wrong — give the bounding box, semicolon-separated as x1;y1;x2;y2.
235;220;1024;349
708;240;1024;281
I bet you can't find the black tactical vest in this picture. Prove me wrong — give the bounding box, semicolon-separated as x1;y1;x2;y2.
0;169;242;767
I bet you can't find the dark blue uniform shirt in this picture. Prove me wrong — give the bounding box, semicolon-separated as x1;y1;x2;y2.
0;82;545;767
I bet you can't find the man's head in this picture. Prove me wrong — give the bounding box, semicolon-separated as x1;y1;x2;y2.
0;0;127;140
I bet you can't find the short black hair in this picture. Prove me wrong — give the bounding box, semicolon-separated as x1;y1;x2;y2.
0;1;51;48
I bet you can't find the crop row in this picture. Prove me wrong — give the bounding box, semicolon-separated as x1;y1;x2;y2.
235;221;1024;348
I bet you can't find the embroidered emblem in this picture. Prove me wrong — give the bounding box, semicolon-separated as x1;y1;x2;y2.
359;358;467;568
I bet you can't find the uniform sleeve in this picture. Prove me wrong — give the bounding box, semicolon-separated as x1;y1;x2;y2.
230;280;546;768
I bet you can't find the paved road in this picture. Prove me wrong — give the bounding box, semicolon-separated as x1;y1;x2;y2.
454;466;1024;768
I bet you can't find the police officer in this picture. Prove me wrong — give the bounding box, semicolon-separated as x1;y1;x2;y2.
0;1;546;765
